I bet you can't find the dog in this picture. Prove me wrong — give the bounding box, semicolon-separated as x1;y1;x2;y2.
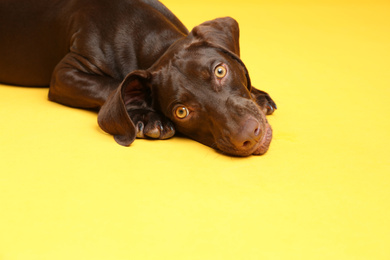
0;0;276;156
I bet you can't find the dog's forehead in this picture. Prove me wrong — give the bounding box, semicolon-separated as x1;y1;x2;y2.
176;44;227;63
172;46;243;79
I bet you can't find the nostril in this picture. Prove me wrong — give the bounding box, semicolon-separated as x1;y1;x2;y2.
243;140;252;147
254;127;261;136
230;118;262;149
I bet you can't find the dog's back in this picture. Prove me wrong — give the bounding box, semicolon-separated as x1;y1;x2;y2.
0;0;187;87
0;0;71;86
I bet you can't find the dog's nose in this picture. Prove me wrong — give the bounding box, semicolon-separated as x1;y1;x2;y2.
231;118;262;149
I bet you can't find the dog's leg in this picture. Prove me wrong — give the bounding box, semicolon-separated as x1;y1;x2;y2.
48;53;121;110
251;87;277;115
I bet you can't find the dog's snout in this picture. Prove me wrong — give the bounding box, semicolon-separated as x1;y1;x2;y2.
231;118;262;149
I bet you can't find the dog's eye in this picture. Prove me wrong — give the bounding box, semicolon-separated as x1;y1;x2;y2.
175;106;189;119
214;65;227;78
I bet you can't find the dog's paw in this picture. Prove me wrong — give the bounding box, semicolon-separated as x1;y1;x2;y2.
127;109;175;139
251;88;277;115
263;96;277;115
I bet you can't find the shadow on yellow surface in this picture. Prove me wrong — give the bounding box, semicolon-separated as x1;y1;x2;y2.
1;0;389;259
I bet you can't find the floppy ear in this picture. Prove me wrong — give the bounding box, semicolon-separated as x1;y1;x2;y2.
97;70;151;146
190;17;252;90
190;17;240;56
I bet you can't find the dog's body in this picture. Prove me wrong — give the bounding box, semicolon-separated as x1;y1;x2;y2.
0;0;276;156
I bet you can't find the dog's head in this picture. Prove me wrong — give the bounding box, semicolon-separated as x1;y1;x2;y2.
98;17;274;156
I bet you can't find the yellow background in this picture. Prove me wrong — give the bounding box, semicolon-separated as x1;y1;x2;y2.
1;0;389;259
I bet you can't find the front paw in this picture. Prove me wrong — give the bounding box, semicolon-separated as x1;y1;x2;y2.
263;97;277;115
251;88;277;115
128;109;175;139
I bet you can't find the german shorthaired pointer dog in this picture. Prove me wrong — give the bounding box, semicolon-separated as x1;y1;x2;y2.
0;0;276;156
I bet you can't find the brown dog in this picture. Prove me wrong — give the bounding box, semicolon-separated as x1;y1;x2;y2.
0;0;276;156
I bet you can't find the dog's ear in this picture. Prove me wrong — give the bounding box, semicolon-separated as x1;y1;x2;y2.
97;70;151;146
190;17;240;56
190;17;252;89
